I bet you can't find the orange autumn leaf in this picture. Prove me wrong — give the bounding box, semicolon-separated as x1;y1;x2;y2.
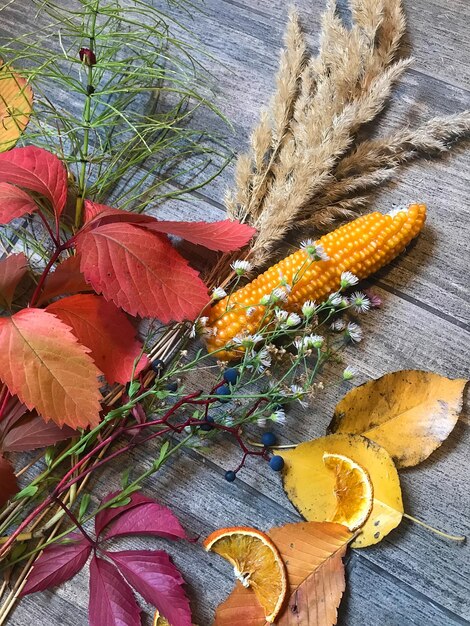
0;308;102;428
214;522;352;626
0;60;33;151
0;252;28;309
37;254;93;305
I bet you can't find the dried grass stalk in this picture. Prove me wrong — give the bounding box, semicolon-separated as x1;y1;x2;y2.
225;0;469;270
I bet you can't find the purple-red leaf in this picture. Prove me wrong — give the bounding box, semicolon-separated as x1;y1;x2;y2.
1;412;75;452
76;222;209;322
144;219;256;252
0;146;67;221
0;453;17;507
0;253;28;308
109;550;192;626
96;492;188;541
46;294;148;385
89;556;141;626
21;538;92;595
0;183;38;224
37;254;93;305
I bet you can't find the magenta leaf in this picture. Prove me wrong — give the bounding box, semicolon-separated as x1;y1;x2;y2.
95;492;188;542
0;453;18;507
21;537;92;595
0;184;38;224
0;147;67;222
89;556;141;626
109;549;192;626
1;413;75;452
144;219;256;252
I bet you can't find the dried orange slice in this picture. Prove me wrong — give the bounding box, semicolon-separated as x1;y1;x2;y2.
203;526;287;623
323;452;373;531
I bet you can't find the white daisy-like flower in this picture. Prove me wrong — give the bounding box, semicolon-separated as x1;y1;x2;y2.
246;306;257;318
328;291;343;307
272;287;288;302
342;365;358;380
294;338;305;354
340;271;359;288
233;333;264;348
302;300;316;317
231;259;252;275
278;272;292;292
284;312;301;328
211;286;227;300
246;347;272;373
304;334;324;349
290;384;308;408
330;318;346;332
270;408;286;425
257;416;267;427
345;321;363;343
350;291;371;313
300;240;330;261
275;309;289;322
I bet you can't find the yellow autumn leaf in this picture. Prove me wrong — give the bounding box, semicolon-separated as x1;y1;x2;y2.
278;434;403;548
0;59;33;152
328;370;467;468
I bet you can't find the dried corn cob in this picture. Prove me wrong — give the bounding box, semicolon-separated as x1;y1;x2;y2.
206;204;426;359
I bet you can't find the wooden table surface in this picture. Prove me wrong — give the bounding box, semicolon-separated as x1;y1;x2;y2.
1;0;469;624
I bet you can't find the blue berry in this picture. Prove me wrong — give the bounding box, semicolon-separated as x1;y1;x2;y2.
223;367;239;384
165;381;178;392
200;422;213;432
215;384;231;402
206;415;215;423
151;359;165;374
261;432;277;447
269;455;284;471
224;470;236;482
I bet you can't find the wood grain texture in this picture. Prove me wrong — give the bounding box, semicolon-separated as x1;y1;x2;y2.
0;0;469;625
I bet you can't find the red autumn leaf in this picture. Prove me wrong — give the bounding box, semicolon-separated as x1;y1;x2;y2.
83;201;154;226
89;556;141;626
0;183;38;224
0;308;103;429
0;252;28;308
21;537;92;595
108;550;192;626
75;222;209;322
1;413;75;452
95;492;188;541
144;219;256;252
37;254;93;305
0;146;67;221
0;453;18;507
46;294;148;385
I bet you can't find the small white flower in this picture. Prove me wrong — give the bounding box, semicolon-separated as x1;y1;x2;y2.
257;416;267;427
330;319;346;332
345;321;363;343
340;271;359;288
328;291;343;307
233;333;263;348
278;272;292;292
284;312;301;328
231;259;252;275
199;316;208;327
350;291;371;313
302;300;316;317
289;384;308;408
270;409;286;425
294;338;305;354
272;287;288;302
260;294;271;306
305;334;324;349
246;347;272;373
246;306;257;318
301;240;330;261
342;366;357;381
212;286;227;300
275;309;289;322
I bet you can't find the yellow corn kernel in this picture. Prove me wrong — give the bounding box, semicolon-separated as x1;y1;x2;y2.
207;204;426;359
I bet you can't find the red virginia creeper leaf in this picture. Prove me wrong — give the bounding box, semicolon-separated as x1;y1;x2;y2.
0;183;38;224
0;308;103;428
37;254;93;305
75;222;209;322
0;146;67;220
1;413;75;452
89;556;141;626
109;549;192;626
144;219;256;252
83;201;152;226
0;252;28;308
46;294;148;385
95;492;188;541
21;538;92;595
0;453;18;507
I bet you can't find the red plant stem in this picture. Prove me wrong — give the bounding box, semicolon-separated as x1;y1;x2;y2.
29;246;64;307
52;497;95;546
37;210;60;248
